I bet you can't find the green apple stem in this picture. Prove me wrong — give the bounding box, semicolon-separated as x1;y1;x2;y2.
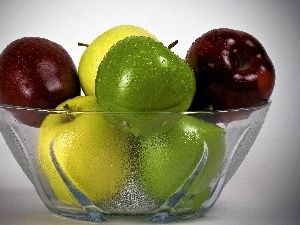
78;42;89;47
168;40;178;50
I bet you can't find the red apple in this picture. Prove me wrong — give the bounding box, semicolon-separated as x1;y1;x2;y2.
186;28;275;111
0;37;81;127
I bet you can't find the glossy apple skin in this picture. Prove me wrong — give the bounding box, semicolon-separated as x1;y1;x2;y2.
186;28;275;111
0;37;80;127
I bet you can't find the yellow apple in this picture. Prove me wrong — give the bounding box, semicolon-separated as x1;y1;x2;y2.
37;96;131;207
78;25;158;95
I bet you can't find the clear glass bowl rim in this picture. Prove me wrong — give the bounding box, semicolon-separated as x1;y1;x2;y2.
0;99;271;115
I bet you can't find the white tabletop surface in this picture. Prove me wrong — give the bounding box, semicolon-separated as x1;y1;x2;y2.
1;1;300;225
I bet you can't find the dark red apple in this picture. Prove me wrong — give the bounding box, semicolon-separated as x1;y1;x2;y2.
0;37;81;127
186;28;275;111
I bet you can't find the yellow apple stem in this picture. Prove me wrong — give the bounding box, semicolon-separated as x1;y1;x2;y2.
61;104;77;122
78;42;89;47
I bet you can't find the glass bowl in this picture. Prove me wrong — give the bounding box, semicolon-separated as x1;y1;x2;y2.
0;100;271;223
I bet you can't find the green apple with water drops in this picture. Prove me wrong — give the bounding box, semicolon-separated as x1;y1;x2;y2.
138;116;225;214
95;36;196;134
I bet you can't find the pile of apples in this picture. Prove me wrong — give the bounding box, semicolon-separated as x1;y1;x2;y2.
0;25;275;123
0;25;275;212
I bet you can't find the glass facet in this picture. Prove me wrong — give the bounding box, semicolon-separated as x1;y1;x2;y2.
0;101;271;223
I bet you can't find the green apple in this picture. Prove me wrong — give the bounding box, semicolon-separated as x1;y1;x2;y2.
138;116;225;214
37;96;131;207
95;36;196;134
78;25;157;95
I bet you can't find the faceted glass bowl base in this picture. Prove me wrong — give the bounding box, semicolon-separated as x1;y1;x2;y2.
0;101;271;223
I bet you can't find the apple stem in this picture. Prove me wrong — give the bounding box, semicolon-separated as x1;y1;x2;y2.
168;40;178;49
62;104;77;122
63;104;71;111
78;42;89;47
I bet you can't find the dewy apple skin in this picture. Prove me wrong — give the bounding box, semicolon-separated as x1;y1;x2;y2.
186;28;275;111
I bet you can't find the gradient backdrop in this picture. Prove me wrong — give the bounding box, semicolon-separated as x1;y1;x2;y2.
0;1;299;225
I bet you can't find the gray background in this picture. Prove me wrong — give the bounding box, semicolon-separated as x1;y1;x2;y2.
0;0;299;224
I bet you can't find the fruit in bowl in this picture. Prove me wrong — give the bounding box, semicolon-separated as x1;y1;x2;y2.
0;100;272;222
95;36;196;134
186;28;275;111
38;96;132;207
0;25;275;223
138;115;225;214
78;25;158;95
0;37;81;127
